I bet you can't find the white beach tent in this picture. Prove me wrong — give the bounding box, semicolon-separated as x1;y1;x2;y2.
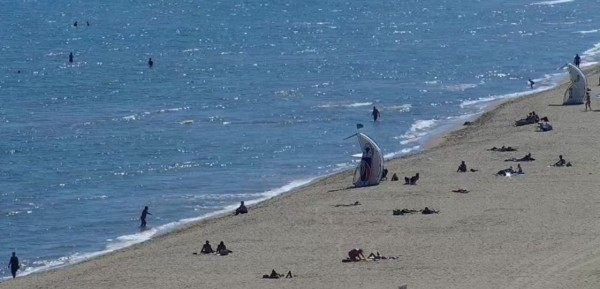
563;63;587;105
352;132;384;187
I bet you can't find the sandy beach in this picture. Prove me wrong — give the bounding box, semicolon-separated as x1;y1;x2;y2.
4;66;600;289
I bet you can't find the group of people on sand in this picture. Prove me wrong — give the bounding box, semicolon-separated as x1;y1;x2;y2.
343;248;397;262
198;240;232;256
393;207;439;216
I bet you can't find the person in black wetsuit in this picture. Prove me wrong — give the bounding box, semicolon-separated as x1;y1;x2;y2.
574;54;581;67
69;52;73;63
140;206;151;228
371;106;380;122
148;58;154;68
8;252;19;279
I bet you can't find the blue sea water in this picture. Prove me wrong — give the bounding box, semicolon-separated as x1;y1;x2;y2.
1;0;600;278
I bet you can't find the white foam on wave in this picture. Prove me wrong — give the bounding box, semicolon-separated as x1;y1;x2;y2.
318;102;372;108
531;0;574;5
575;29;599;34
387;104;412;112
9;177;318;280
443;83;479;92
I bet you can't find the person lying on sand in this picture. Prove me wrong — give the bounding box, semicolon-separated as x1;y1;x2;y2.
263;269;292;279
393;209;420;215
505;153;535;162
488;146;517;152
514;111;540;126
367;251;398;260
421;207;439;214
334;201;361;207
496;166;515;176
452;189;469;193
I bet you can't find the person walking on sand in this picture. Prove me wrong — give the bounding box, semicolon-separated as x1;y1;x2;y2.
7;252;20;279
371;106;381;122
574;53;581;67
140;206;152;228
585;91;592;111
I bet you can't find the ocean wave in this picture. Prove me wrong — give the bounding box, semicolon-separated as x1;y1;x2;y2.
443;83;479;92
575;29;599;34
317;102;372;108
531;0;574;5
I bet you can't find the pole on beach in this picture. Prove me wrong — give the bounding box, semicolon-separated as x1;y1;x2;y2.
343;123;363;140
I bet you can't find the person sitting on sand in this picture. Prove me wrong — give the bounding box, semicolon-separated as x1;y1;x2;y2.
538;119;553;132
348;248;366;261
264;269;282;279
201;240;214;254
391;173;399;181
553;155;568;167
457;161;467;173
404;173;419;185
421;207;439;214
496;166;514;176
516;164;523;174
234;201;248;215
216;241;232;255
505;153;534;162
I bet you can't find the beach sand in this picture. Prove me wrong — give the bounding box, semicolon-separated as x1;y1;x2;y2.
4;67;600;289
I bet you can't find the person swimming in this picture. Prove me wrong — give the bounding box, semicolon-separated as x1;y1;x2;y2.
371;106;380;122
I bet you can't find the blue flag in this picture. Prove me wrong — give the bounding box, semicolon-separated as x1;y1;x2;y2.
356;123;364;130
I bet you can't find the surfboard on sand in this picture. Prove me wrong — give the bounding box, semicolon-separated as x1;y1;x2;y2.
352;133;384;187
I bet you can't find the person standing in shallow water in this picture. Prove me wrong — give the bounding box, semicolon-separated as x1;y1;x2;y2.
69;52;73;63
371;106;380;122
148;58;153;68
140;206;152;228
8;252;20;279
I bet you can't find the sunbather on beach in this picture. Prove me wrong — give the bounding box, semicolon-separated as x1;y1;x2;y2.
234;201;248;215
505;153;534;162
391;173;399;181
552;155;571;167
201;240;214;254
216;241;232;255
404;173;419;185
538;119;553;132
514;111;539;126
516;164;523;174
496;166;515;176
421;207;439;214
393;209;420;215
457;161;467;172
488;146;517;152
348;248;366;261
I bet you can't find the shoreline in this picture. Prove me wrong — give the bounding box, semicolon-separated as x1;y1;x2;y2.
4;65;600;289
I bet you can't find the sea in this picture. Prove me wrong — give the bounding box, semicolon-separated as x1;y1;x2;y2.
1;0;600;279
